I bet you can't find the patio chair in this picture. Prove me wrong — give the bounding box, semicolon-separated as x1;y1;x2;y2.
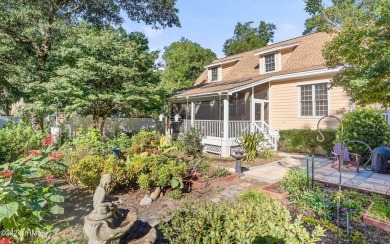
332;143;361;173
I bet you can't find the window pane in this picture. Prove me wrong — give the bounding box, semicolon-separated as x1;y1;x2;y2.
211;68;218;81
315;83;328;116
264;54;275;72
301;101;313;116
300;85;313;116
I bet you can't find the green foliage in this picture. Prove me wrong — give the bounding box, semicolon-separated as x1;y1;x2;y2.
305;0;390;106
280;168;309;194
259;148;277;160
179;127;204;158
236;132;265;161
0;121;46;163
0;0;180;119
107;132;132;149
129;130;160;154
199;167;230;181
129;154;188;191
72;128;111;154
337;109;390;162
369;195;390;222
51;23;163;132
162;37;217;92
278;129;336;155
223;21;276;56
167;188;182;200
0;150;64;242
68;155;106;190
160;190;324;243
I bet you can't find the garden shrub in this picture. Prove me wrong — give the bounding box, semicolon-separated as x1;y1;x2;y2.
72;128;110;154
68;155;106;190
0;150;64;242
128;153;188;191
179;127;203;158
160;190;324;243
236;132;266;161
128;130;160;154
278;129;336;155
0;121;45;163
337;109;390;163
107;132;132;149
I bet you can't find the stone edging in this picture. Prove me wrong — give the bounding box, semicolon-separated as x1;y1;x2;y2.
259;182;290;200
190;173;240;189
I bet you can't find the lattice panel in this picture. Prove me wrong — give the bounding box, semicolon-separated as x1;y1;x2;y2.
204;144;222;154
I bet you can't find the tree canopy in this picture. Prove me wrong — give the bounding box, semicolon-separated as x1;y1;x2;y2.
223;21;276;56
162;38;216;92
50;23;162;133
304;0;390;106
0;0;180;124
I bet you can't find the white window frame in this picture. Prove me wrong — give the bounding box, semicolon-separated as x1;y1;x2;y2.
297;82;330;119
264;53;276;73
208;65;222;82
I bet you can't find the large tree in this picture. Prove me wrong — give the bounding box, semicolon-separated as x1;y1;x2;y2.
223;21;276;56
0;0;180;126
50;23;162;133
304;0;390;106
162;38;216;92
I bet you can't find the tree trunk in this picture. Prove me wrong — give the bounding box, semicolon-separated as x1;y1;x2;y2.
92;112;100;130
99;116;107;136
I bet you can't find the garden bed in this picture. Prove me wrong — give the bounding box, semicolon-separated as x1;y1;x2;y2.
190;167;239;189
259;182;290;200
362;202;390;233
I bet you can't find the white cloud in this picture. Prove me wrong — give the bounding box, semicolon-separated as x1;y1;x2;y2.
142;26;164;39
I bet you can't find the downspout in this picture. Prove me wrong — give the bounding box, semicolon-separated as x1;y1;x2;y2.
219;92;222;158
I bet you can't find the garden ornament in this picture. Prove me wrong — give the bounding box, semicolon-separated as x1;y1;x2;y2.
231;149;245;176
317;116;372;244
84;174;156;244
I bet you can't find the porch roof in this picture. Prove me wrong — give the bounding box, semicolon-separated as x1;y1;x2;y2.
172;65;336;99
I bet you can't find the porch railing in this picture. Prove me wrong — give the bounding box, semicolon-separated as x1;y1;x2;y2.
229;121;251;138
192;120;223;138
253;121;279;150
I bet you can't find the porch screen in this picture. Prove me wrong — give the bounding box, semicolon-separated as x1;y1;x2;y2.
194;100;223;120
229;89;250;120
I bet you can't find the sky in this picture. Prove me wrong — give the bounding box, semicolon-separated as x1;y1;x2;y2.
122;0;312;60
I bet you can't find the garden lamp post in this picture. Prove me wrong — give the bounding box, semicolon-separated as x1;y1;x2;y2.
317;115;372;244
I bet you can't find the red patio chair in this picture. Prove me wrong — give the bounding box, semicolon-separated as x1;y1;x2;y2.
332;143;361;173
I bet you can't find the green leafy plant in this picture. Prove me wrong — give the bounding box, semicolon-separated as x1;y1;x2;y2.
179;127;203;158
280;168;308;194
128;130;160;154
160;190;324;243
129;153;188;191
236;132;265;161
0;121;46;163
72;128;110;154
68;155;106;190
0;151;64;242
259;148;276;159
369;195;390;223
107;132;132;149
278;129;336;155
337;109;390;162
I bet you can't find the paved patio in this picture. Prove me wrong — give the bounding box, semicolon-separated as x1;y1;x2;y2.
234;153;390;196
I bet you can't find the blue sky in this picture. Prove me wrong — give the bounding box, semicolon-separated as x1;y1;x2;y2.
122;0;311;59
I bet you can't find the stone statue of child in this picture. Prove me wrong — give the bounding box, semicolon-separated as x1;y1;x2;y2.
89;174;119;221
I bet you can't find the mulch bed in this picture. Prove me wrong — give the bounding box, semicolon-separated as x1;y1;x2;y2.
203;152;283;168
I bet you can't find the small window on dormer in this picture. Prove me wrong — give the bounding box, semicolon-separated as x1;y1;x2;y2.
264;54;275;72
211;67;218;82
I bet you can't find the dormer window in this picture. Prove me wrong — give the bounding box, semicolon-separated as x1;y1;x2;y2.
264;54;275;72
211;67;218;82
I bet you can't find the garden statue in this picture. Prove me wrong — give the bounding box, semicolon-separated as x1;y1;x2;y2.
84;174;157;244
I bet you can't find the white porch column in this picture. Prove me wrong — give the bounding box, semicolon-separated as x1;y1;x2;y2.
221;97;230;157
190;101;195;126
250;87;254;132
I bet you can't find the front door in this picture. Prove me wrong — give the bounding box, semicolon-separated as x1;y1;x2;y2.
252;100;269;129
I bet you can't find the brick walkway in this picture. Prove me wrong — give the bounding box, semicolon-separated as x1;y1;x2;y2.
237;152;390;196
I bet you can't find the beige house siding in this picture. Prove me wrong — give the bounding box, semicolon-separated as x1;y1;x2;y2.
269;76;350;130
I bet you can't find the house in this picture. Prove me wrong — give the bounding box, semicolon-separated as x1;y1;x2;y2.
169;32;354;157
